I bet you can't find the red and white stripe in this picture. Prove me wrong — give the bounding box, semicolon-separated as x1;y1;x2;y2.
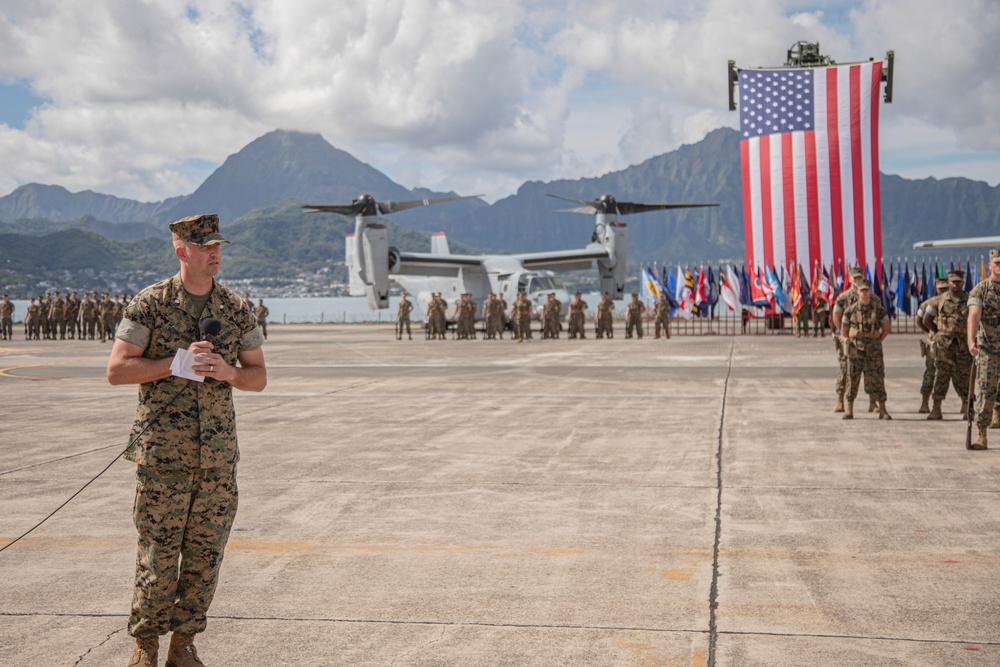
741;62;883;274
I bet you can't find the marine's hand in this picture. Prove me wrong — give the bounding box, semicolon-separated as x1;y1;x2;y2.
970;342;979;357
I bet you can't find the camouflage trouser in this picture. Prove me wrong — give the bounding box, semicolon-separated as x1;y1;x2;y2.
1;316;11;339
543;317;559;339
932;339;973;401
920;345;936;396
485;314;501;339
625;317;642;338
655;316;670;338
397;317;410;337
845;338;886;402
813;312;827;336
568;314;585;338
517;315;532;340
974;349;1000;429
597;315;613;339
130;465;238;638
835;336;851;395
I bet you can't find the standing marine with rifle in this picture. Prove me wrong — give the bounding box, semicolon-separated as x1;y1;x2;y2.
915;278;950;413
923;270;973;420
965;248;1000;450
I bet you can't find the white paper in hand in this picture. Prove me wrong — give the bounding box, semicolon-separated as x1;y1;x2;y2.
170;348;205;382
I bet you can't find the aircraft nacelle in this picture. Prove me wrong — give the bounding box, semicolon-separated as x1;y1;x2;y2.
346;218;390;309
595;213;628;300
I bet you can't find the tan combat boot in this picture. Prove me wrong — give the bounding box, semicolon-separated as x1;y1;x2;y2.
918;393;931;414
990;406;1000;429
842;399;854;420
127;636;158;667
970;426;988;451
960;397;969;418
869;395;878;413
878;400;892;420
834;393;845;413
166;633;205;667
927;399;943;420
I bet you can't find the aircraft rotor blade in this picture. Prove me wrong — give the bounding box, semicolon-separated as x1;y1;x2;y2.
557;206;600;214
546;193;597;208
617;202;720;215
301;203;364;215
378;194;484;215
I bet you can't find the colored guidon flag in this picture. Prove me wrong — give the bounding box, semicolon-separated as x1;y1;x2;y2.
738;62;884;274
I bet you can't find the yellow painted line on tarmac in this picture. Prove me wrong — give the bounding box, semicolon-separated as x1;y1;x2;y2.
0;357;107;382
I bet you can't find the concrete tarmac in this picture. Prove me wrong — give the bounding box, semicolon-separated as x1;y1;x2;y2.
1;324;998;666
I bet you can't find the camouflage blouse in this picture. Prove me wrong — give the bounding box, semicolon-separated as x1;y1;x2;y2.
116;274;263;470
969;278;1000;354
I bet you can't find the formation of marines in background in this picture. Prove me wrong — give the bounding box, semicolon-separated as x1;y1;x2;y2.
1;292;271;343
400;291;679;343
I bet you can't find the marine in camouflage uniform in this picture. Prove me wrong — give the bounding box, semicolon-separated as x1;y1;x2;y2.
63;292;78;339
812;297;828;337
924;271;972;420
513;293;533;342
396;294;413;340
596;293;615;339
50;292;67;340
0;294;13;340
916;278;950;413
625;294;645;339
831;268;866;412
26;298;40;340
966;248;1000;449
840;279;891;420
107;214;266;667
652;294;671;339
255;299;270;340
482;294;504;340
81;293;97;340
567;292;588;339
541;293;561;339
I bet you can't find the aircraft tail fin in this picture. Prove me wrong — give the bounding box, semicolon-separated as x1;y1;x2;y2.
431;232;451;255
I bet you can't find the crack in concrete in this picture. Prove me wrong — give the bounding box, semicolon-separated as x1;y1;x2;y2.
72;625;125;666
390;624;449;666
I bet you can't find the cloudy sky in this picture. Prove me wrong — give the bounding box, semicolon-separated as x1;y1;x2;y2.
0;0;997;204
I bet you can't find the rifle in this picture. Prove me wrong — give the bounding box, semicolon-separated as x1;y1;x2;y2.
966;359;978;450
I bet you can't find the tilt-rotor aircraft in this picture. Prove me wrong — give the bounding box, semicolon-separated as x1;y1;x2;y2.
303;193;719;320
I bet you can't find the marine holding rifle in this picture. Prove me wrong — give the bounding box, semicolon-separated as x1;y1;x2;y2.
923;270;972;421
965;248;1000;450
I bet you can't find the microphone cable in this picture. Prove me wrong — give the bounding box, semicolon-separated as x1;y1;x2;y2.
0;317;223;555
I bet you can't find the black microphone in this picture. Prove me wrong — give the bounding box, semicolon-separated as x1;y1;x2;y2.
200;317;222;342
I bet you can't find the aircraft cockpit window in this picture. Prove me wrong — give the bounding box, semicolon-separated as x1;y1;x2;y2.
528;277;556;292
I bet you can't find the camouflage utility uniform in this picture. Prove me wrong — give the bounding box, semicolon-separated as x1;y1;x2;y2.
832;283;860;410
925;287;972;419
915;295;939;411
256;300;270;340
116;274;263;640
396;298;412;340
652;297;670;339
968;273;1000;447
567;296;588;339
625;296;645;339
0;298;13;340
841;291;890;419
596;296;615;339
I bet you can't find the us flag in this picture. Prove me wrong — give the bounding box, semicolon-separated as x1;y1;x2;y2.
738;62;884;274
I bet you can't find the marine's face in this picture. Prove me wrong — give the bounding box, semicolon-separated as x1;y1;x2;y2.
949;280;963;294
180;241;222;278
991;261;1000;281
858;288;872;304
